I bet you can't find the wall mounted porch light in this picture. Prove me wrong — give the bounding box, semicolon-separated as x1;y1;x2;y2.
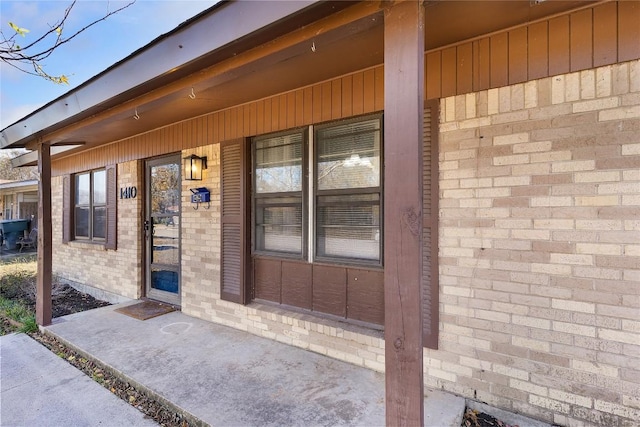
183;154;207;181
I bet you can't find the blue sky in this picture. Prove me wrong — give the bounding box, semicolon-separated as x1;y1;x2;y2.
0;0;218;130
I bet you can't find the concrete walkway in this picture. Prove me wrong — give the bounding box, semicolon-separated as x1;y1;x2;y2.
39;302;465;427
0;332;157;426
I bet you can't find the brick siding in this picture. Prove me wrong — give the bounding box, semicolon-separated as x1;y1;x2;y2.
52;161;143;300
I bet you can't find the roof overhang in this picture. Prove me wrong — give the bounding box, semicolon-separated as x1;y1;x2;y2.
0;179;39;190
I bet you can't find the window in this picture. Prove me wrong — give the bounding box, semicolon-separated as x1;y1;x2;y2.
252;131;306;256
63;165;117;249
74;169;106;240
3;195;13;219
315;117;382;264
251;115;382;266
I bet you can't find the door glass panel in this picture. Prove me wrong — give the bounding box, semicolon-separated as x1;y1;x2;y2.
151;164;180;216
150;266;179;293
151;216;179;265
148;161;181;297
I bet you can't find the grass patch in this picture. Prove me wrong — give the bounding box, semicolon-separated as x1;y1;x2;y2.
0;257;38;335
0;296;37;334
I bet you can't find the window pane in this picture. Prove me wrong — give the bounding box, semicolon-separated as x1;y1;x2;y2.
255;197;302;254
317;118;381;191
316;194;380;261
255;133;303;193
93;170;106;205
93;206;106;239
75;173;90;205
75;207;89;238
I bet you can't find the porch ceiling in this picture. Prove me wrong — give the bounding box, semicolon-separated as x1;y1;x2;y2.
6;0;597;165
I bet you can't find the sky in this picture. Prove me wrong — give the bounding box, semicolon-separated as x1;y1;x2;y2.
0;0;219;130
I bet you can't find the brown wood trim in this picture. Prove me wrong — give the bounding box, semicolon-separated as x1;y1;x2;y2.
62;174;72;244
254;258;282;303
490;32;509;88
549;15;571;76
281;261;312;309
105;164;117;250
441;47;457;97
570;8;594;72
312;264;347;318
457;43;473;95
508;27;528;84
384;2;424;425
36;144;53;326
347;268;384;325
528;21;549;80
593;2;618;67
220;138;250;304
618;0;640;62
423;98;440;350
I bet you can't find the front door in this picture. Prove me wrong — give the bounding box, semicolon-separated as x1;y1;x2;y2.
145;155;181;306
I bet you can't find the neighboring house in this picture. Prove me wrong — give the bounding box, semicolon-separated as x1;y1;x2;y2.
0;179;38;225
1;1;638;426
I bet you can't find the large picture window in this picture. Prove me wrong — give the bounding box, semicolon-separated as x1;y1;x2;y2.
251;115;382;266
74;169;107;241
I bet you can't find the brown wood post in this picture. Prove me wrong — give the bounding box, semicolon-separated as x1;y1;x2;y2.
384;1;425;425
36;143;53;326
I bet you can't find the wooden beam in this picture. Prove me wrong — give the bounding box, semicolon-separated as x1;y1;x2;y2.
383;1;425;426
36;143;53;326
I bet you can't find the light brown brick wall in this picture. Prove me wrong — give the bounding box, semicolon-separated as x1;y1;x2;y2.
52;161;143;300
433;59;640;426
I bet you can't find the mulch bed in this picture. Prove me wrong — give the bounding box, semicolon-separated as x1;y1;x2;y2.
463;408;520;427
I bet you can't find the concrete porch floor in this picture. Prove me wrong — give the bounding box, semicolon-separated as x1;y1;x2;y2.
43;302;466;427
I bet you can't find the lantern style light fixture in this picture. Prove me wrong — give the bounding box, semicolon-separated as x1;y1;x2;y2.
183;154;208;181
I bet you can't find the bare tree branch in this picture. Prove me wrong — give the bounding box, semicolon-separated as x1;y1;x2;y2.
1;0;136;84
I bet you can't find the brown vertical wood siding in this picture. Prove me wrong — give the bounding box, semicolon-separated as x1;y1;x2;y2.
254;257;384;326
425;1;638;100
52;65;384;176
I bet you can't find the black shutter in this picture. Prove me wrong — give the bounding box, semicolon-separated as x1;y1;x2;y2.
105;164;117;250
422;100;440;349
62;175;72;244
220;139;250;304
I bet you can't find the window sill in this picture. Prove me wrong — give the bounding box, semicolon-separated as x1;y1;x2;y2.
252;254;383;271
66;240;107;250
250;298;384;337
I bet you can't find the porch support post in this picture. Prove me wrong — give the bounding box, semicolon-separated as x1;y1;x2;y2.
36;142;52;326
383;1;425;426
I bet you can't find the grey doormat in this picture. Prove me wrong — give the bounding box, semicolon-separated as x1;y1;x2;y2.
114;301;175;320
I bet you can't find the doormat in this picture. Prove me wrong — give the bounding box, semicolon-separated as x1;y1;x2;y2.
115;301;176;321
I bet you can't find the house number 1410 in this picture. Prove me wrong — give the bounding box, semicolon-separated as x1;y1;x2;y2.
120;186;137;199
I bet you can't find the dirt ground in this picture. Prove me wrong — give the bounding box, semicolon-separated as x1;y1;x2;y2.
1;279;111;318
463;408;520;427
